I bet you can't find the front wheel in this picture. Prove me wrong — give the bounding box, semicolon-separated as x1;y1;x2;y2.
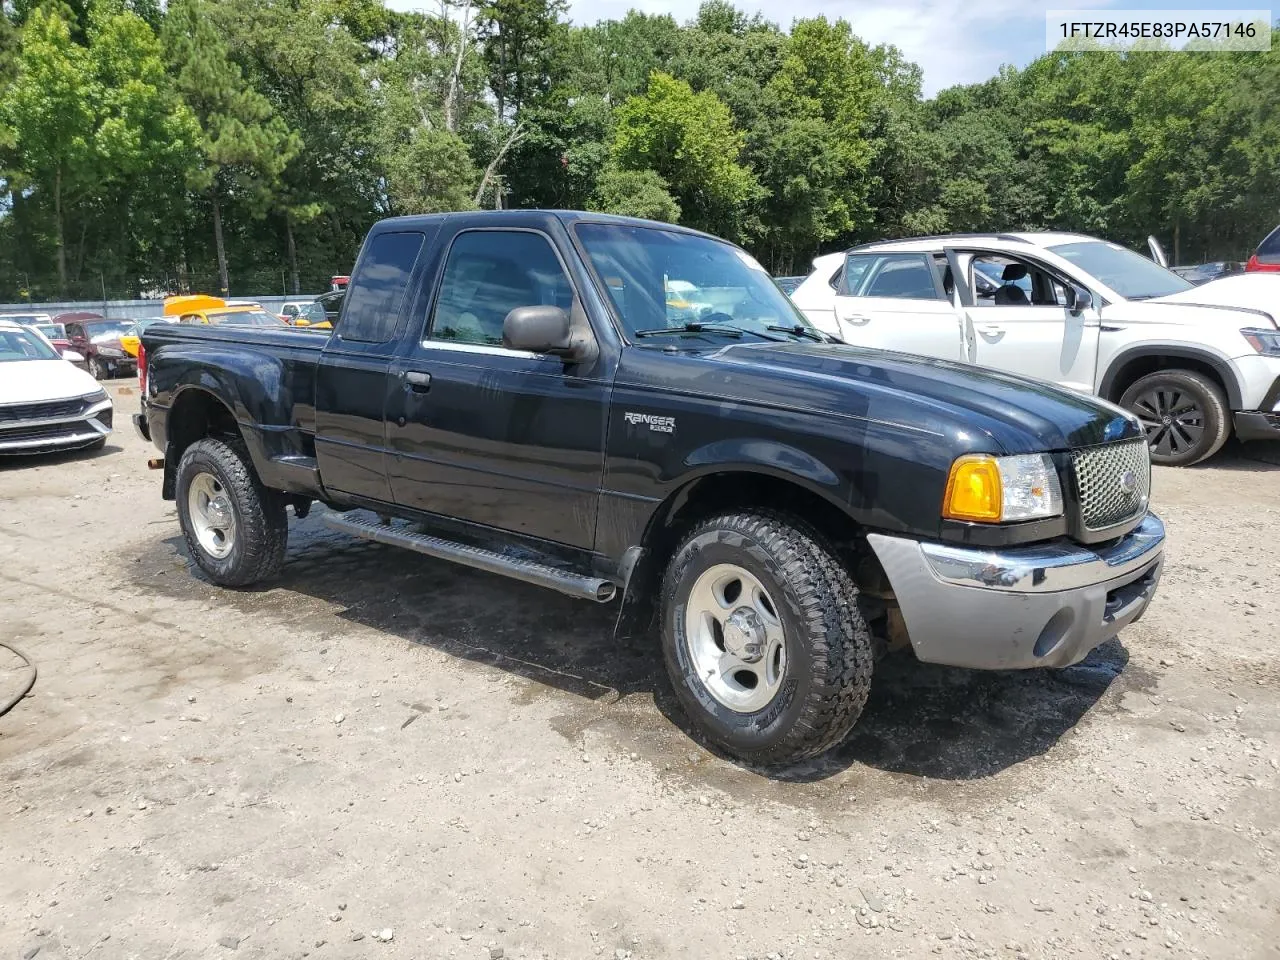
88;356;105;380
1119;369;1230;466
660;512;874;767
176;438;288;587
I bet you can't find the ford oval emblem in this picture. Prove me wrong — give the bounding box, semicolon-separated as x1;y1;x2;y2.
1119;469;1138;495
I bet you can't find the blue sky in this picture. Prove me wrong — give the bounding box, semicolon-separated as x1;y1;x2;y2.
388;0;1259;94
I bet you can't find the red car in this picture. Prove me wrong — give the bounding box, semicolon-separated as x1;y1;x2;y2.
1245;224;1280;273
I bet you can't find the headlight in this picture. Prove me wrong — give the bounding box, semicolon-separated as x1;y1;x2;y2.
98;346;124;357
1241;328;1280;356
943;453;1064;523
82;388;109;404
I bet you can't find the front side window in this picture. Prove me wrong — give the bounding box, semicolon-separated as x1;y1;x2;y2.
341;231;426;342
0;328;59;361
844;254;940;300
429;230;574;346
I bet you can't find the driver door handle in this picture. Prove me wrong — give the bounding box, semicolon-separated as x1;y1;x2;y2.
404;370;432;392
842;314;871;326
977;324;1005;337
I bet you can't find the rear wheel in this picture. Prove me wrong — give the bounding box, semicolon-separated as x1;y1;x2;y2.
660;511;874;767
176;438;288;586
1119;369;1230;466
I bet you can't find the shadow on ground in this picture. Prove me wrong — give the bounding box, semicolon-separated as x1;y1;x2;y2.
138;509;1133;783
0;443;125;472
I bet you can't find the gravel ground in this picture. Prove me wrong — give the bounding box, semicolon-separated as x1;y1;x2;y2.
2;380;1279;960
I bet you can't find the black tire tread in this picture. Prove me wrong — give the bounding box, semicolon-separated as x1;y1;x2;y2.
177;437;288;587
1120;368;1230;466
662;510;874;766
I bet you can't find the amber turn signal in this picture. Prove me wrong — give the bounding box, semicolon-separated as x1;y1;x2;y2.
943;455;1003;522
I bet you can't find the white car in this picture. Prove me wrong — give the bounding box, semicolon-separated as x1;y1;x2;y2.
0;320;114;455
793;233;1280;465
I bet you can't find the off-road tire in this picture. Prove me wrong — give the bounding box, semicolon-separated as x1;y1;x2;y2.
660;511;874;767
176;437;288;587
1119;368;1230;467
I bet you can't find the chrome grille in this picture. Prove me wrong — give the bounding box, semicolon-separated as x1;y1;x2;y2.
1072;439;1151;531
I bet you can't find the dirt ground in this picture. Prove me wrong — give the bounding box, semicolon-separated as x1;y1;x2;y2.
2;380;1279;960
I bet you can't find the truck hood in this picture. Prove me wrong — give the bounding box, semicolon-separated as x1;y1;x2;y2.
1106;274;1280;329
710;341;1139;454
0;358;104;405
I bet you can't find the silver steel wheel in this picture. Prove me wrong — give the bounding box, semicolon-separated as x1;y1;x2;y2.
684;563;787;713
187;471;237;560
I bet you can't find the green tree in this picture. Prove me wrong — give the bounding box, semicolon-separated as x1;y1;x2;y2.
163;0;299;295
612;71;758;238
1;6;99;293
590;166;680;222
476;0;566;119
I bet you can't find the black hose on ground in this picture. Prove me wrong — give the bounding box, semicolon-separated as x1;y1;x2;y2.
0;642;37;718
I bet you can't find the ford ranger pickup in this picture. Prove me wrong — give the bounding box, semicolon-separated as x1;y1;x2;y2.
135;211;1166;766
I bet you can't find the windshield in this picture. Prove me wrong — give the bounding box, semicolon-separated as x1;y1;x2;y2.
0;327;59;362
83;321;134;342
205;310;283;327
575;223;817;341
1048;240;1193;299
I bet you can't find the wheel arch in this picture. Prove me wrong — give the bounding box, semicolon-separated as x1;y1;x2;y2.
1100;345;1242;409
612;465;886;644
161;386;252;499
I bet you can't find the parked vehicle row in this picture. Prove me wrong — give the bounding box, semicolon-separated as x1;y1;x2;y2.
788;232;1280;466
134;210;1165;768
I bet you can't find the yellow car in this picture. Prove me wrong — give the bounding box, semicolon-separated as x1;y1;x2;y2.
163;295;287;329
119;318;171;358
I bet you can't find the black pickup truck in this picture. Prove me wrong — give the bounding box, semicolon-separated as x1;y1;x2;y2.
136;211;1166;766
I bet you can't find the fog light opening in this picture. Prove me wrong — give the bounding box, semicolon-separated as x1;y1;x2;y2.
1033;608;1075;659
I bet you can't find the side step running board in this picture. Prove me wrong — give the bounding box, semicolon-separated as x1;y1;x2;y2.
323;512;618;603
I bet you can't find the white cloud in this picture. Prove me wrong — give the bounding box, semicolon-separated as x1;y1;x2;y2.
386;0;1122;95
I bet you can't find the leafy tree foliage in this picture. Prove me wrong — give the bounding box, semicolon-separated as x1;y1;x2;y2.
0;2;1277;300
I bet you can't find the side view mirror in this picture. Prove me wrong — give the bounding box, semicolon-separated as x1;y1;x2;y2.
1065;285;1093;315
503;305;574;356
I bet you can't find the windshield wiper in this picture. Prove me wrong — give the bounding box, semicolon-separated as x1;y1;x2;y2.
634;322;785;341
767;323;833;343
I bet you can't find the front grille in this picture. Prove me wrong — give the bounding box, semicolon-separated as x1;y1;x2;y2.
0;397;87;423
1072;439;1150;532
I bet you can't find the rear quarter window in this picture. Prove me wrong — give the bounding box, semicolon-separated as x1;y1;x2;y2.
339;231;427;343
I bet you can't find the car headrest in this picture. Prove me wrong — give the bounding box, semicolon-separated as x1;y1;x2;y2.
1002;263;1029;282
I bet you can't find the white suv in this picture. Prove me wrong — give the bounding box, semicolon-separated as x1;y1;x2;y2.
791;233;1280;466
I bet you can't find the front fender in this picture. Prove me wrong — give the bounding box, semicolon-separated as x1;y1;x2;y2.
1097;339;1244;408
683;438;842;495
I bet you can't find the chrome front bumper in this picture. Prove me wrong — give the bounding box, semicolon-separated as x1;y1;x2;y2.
867;513;1165;670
